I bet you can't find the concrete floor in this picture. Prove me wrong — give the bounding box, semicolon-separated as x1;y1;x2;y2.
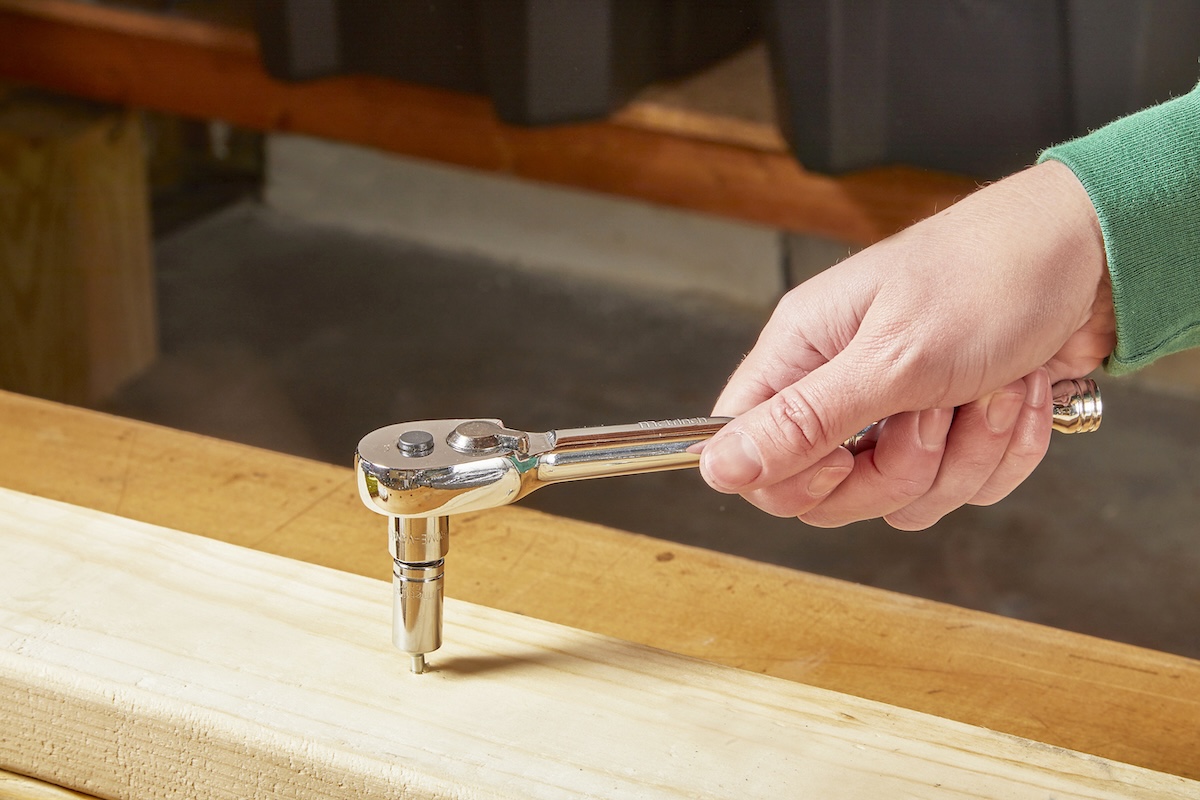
104;201;1200;660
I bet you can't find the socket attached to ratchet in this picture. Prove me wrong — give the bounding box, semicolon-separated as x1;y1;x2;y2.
355;378;1102;673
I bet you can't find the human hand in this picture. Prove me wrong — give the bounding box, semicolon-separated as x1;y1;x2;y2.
699;160;1116;530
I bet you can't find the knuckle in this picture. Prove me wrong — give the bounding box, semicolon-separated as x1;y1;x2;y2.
765;386;830;457
875;462;936;501
958;452;1004;475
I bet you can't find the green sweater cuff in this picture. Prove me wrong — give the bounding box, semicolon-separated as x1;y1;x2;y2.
1039;83;1200;375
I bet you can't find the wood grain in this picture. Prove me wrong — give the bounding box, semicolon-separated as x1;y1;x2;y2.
0;95;157;404
0;0;976;245
0;390;1198;783
1;488;1195;799
0;769;95;799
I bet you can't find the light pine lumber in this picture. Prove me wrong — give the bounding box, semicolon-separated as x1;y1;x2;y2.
0;768;94;799
0;0;975;245
0;489;1196;800
0;94;157;404
0;390;1198;783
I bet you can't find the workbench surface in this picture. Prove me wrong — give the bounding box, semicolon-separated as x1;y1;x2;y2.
0;389;1197;788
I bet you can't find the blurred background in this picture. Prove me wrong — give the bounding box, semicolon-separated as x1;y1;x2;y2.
1;0;1198;658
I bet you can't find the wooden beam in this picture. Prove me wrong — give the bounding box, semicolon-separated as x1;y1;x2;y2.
0;488;1195;799
1;390;1198;782
0;94;158;404
0;0;975;245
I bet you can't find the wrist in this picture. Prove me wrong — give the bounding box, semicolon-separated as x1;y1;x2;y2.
989;160;1114;356
1020;160;1108;293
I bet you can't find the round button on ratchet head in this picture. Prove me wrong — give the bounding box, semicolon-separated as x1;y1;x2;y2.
447;420;504;453
446;420;528;455
397;430;435;457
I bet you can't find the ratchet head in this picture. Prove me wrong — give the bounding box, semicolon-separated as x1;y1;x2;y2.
356;416;730;518
356;419;545;518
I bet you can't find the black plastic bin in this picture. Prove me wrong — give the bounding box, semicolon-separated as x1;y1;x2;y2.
763;0;1200;177
255;0;759;126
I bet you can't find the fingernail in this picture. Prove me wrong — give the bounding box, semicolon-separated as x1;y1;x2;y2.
1027;371;1048;408
701;432;762;491
917;408;950;449
808;465;851;497
985;390;1024;432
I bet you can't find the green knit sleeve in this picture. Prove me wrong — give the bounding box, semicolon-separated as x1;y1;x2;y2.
1038;82;1200;375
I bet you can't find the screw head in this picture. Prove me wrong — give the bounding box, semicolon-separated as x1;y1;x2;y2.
397;430;435;458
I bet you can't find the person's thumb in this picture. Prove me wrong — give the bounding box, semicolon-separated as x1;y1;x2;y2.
700;358;882;494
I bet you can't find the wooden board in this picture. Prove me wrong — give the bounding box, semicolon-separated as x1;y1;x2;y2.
0;488;1196;799
0;768;94;799
0;93;157;404
1;390;1198;784
0;0;975;245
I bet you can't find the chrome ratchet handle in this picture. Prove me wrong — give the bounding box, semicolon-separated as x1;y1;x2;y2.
1050;378;1103;434
536;417;730;484
843;378;1103;454
538;378;1102;477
